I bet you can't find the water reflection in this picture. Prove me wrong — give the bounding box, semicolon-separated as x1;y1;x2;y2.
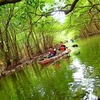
0;61;74;100
70;58;98;100
0;56;100;100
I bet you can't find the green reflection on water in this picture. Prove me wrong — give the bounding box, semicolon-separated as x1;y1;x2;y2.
0;61;75;100
77;35;100;98
78;35;100;67
0;35;100;100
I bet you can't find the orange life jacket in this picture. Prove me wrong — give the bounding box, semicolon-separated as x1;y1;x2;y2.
59;45;66;51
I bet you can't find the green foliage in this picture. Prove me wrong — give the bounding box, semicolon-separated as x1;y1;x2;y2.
0;0;100;66
0;0;100;99
63;0;100;38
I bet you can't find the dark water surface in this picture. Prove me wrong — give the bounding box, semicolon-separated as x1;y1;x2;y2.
0;36;100;100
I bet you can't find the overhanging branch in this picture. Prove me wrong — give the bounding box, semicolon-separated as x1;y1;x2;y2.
0;0;22;6
61;0;79;14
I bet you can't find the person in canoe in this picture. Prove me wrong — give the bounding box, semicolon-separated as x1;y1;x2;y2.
58;41;67;51
48;47;56;58
70;39;74;43
58;41;71;53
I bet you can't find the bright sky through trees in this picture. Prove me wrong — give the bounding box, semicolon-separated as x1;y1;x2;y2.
42;0;66;23
52;0;66;23
52;11;66;23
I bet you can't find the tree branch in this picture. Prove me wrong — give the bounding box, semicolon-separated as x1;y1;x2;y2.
29;0;79;17
0;0;22;6
87;0;100;12
62;0;79;14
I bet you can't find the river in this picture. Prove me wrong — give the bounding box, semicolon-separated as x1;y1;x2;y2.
0;35;100;100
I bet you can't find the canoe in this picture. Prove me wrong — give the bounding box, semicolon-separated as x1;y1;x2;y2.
38;49;71;65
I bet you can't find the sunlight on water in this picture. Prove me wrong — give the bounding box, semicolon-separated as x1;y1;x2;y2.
70;58;98;100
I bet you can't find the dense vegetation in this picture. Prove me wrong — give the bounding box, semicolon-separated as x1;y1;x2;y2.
0;0;100;70
0;1;100;99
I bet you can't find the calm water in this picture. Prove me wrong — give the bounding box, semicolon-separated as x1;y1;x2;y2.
0;36;100;100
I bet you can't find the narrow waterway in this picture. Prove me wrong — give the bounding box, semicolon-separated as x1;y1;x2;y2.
0;36;100;100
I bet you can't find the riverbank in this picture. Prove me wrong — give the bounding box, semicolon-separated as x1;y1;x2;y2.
0;52;48;79
0;42;79;79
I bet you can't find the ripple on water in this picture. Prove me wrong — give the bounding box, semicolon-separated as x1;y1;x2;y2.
70;58;98;100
